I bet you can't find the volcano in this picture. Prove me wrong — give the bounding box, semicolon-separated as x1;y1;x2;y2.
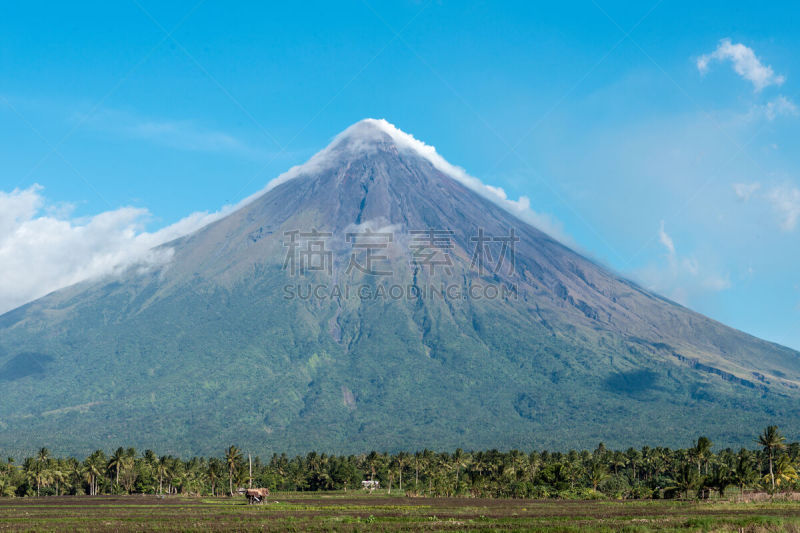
1;119;799;456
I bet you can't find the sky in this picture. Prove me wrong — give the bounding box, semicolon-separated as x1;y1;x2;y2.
1;0;799;349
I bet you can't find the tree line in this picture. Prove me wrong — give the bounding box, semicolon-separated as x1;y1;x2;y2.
1;426;797;499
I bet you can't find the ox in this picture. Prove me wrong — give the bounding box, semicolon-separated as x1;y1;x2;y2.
245;488;270;504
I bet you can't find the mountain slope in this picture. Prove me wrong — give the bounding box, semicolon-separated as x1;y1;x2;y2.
1;119;798;456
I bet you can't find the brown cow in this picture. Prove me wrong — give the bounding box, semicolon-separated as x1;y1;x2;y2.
245;488;270;504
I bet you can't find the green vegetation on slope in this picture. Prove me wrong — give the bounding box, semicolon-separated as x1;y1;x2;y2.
1;268;799;457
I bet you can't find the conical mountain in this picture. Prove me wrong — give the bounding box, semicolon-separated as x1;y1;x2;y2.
1;119;798;456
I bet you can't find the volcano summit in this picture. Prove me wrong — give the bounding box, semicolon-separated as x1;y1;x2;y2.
1;119;798;456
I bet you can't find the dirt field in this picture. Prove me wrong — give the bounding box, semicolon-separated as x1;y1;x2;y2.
1;492;800;531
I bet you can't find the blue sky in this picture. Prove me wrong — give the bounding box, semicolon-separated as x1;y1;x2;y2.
1;1;799;349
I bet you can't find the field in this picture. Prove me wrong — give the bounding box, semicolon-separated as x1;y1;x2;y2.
2;492;800;532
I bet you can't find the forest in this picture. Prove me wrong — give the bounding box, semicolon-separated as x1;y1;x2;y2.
1;426;796;500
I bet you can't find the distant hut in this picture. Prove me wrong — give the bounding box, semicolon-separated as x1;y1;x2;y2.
361;480;380;491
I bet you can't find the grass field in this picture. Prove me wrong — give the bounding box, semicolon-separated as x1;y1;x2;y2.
1;492;800;532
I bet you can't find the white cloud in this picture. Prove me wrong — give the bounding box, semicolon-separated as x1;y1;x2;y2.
764;95;798;120
697;39;784;92
0;185;231;315
76;108;267;159
766;185;800;231
732;182;761;201
658;220;675;255
638;221;730;305
734;182;800;231
256;118;572;245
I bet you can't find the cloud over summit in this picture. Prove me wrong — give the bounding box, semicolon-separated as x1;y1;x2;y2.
262;119;570;245
0;185;230;314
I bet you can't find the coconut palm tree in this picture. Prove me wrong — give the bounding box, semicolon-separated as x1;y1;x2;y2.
365;451;382;490
86;450;108;495
36;448;50;464
225;446;242;496
692;437;713;475
625;448;642;481
119;454;137;494
672;463;701;499
108;447;126;487
85;452;107;496
731;449;759;500
25;457;51;497
50;463;67;496
527;451;542;484
610;451;626;475
81;463;93;496
156;456;170;495
27;448;52;497
451;448;471;492
504;450;526;484
413;452;422;494
768;455;798;489
68;460;83;495
395;452;410;493
207;458;222;496
0;476;16;497
588;460;609;491
758;426;786;490
4;457;14;477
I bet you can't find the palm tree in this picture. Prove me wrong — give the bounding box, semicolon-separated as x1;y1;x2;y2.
704;461;733;499
731;449;759;500
758;426;786;491
50;463;67;496
365;451;381;490
0;477;16;497
119;453;136;494
37;448;50;464
4;457;14;479
451;448;470;493
417;451;434;496
769;455;798;489
25;456;51;497
82;461;97;495
225;446;242;496
639;446;653;481
672;463;701;499
413;452;421;494
108;447;126;487
505;450;526;484
692;437;713;475
395;452;410;493
527;452;542;484
207;458;221;496
85;450;108;495
156;456;170;495
68;460;83;495
307;452;333;491
31;448;51;497
588;460;608;491
611;451;627;475
625;448;642;481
